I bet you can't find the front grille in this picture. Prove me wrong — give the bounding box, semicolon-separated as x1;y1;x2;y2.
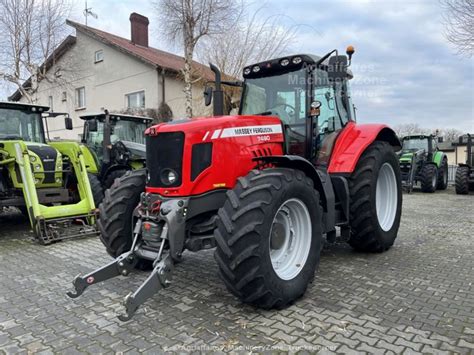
146;132;184;187
27;145;57;184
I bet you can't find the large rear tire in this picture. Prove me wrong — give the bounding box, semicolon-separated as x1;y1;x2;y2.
214;168;322;309
437;158;448;190
88;173;104;206
348;141;402;253
455;166;469;195
420;164;438;193
98;169;146;257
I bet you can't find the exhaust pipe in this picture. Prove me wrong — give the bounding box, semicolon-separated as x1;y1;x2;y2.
209;63;224;116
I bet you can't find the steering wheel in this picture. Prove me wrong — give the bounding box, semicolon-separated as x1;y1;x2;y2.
271;103;297;124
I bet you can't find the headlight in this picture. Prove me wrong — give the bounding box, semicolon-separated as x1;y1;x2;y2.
35;164;41;171
29;156;36;163
243;67;251;75
252;65;260;73
292;56;302;64
280;58;290;66
160;169;178;186
55;178;62;184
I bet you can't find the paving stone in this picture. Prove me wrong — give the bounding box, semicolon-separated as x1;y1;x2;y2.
0;188;472;353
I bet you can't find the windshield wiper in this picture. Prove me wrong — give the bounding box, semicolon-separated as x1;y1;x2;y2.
255;111;273;116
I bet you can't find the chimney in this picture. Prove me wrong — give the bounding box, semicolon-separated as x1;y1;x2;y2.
130;12;149;47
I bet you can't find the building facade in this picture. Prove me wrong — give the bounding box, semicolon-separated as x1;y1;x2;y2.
10;13;212;140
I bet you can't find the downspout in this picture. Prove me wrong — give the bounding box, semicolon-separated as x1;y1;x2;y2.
157;67;165;106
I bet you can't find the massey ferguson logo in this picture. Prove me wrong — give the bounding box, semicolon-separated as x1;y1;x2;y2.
203;124;283;141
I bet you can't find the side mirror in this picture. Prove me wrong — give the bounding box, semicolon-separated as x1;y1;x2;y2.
88;119;98;132
327;55;348;81
204;86;213;106
65;116;73;130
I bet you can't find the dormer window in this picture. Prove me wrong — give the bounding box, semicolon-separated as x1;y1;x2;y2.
94;50;104;63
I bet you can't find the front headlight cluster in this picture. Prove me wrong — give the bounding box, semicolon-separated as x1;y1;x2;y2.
160;169;178;186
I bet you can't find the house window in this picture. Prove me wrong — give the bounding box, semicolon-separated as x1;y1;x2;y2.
75;87;86;109
61;91;67;102
126;90;145;109
95;50;104;63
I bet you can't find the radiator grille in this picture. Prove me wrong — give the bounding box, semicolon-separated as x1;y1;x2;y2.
146;132;184;187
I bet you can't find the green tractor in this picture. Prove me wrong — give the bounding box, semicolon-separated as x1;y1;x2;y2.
398;134;448;193
80;111;152;190
455;133;474;195
0;102;100;244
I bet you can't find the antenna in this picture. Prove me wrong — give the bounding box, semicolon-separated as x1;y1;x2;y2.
84;0;98;26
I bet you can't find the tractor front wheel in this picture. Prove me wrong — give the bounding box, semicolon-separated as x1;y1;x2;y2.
348;141;402;252
420;164;438;193
98;169;146;257
214;168;322;309
437;159;448;190
88;173;104;206
455;166;469;195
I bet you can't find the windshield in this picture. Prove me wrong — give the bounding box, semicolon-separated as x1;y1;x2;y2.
85;119;147;159
0;109;45;143
402;138;428;151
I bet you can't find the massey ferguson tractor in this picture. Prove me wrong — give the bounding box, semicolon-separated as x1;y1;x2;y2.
68;47;403;321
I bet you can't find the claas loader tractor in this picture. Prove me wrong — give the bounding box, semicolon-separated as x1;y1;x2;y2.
455;133;474;194
80;111;152;190
0;102;100;244
68;47;403;320
398;135;448;193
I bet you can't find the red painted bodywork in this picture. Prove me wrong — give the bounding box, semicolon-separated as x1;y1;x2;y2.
145;115;284;197
145;116;392;197
327;121;391;173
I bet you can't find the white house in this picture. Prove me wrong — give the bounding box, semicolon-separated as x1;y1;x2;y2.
10;13;213;140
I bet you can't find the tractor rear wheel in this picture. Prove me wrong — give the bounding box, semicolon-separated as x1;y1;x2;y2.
455;166;469;195
348;141;402;252
98;169;146;258
214;168;322;309
103;169;129;189
88;173;104;206
420;164;438;193
437;159;448;190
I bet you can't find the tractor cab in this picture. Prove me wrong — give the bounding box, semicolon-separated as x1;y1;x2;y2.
209;50;356;166
80;111;152;188
0;102;48;143
401;135;438;154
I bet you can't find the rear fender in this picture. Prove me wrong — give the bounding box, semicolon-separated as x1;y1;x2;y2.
328;122;401;174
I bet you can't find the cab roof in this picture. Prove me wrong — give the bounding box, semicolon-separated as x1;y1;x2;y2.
80;112;153;122
0;101;49;112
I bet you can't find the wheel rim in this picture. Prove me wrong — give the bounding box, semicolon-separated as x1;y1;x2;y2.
432;172;437;188
376;163;398;232
269;198;312;281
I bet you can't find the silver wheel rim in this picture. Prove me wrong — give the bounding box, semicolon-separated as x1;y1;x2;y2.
269;198;312;281
376;163;398;232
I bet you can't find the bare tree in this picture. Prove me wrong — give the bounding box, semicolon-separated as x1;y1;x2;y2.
154;0;240;118
393;123;432;138
442;0;474;57
0;0;72;103
197;6;299;79
438;127;464;142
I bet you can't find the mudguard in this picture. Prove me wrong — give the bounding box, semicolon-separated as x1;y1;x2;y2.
328;122;401;174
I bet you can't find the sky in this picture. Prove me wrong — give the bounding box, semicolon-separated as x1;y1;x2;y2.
2;0;473;132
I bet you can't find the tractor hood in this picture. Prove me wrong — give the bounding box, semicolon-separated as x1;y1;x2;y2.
120;140;146;159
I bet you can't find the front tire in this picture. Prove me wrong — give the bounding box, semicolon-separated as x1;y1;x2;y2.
214;168;322;309
348;141;402;252
455;166;469;195
98;169;146;257
88;173;104;206
420;164;438;193
437;159;448;190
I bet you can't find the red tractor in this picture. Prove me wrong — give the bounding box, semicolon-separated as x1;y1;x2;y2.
68;47;402;320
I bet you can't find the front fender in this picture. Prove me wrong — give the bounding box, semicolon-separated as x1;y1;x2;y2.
328;122;401;174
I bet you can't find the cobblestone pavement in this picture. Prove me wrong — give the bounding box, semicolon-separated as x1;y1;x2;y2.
0;187;473;354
